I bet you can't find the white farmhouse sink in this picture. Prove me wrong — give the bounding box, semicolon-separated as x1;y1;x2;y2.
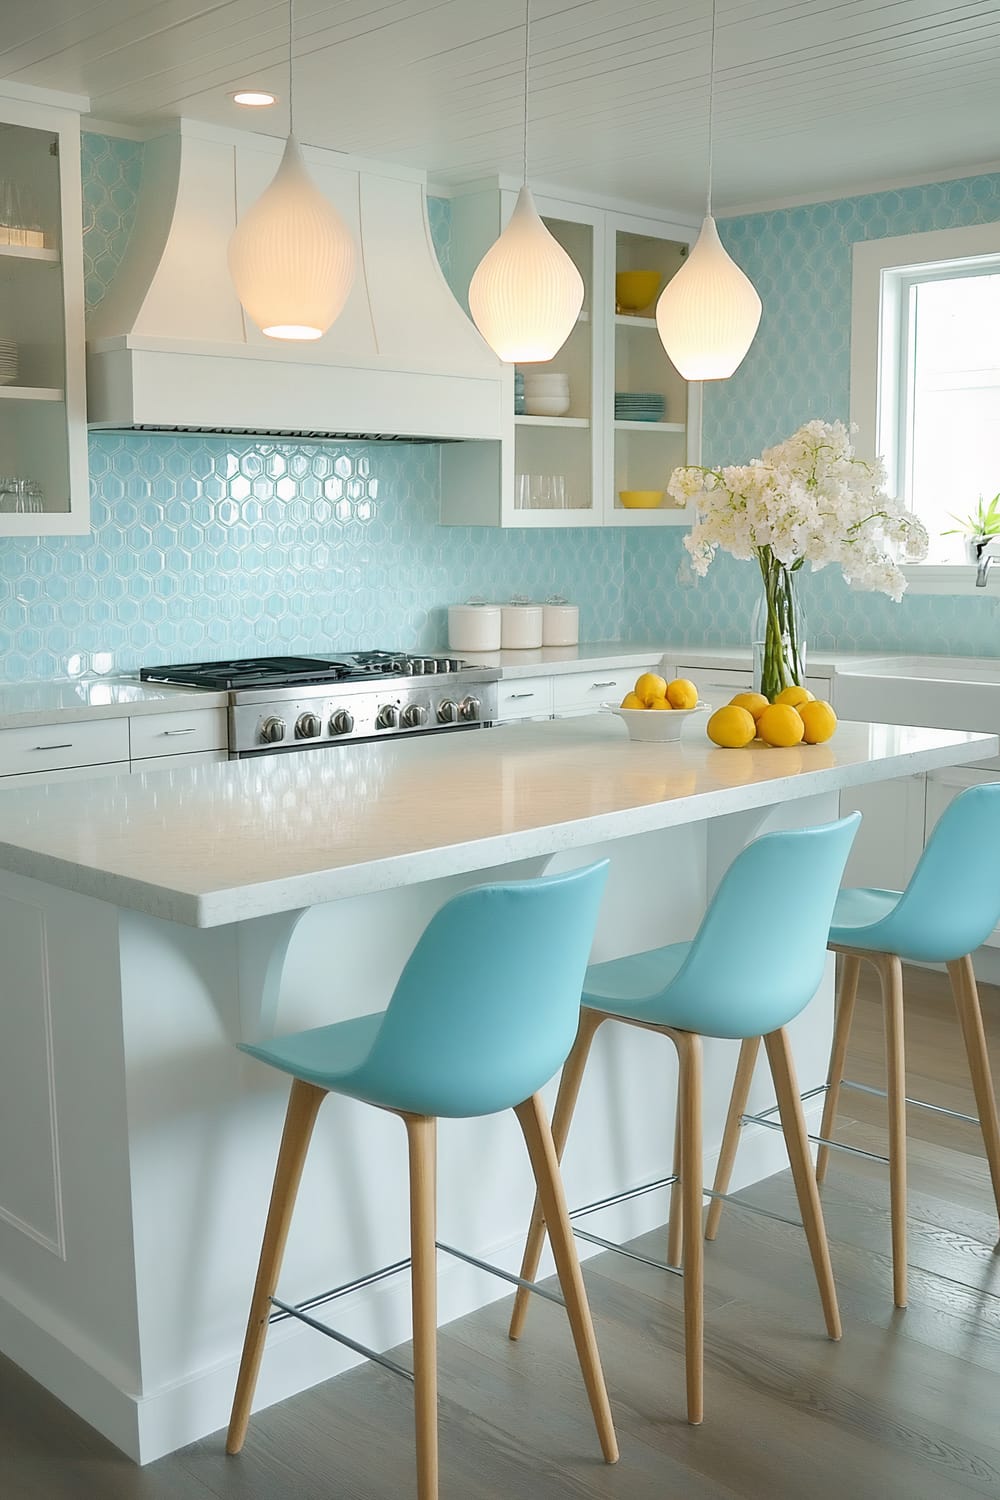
835;655;1000;767
839;654;1000;684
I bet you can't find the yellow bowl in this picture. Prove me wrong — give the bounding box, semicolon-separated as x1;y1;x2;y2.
615;270;661;312
619;490;664;510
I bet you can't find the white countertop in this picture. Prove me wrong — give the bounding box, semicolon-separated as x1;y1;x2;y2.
462;641;887;679
0;714;992;929
0;678;227;729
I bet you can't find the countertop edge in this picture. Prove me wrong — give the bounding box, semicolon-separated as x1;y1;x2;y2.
5;723;989;929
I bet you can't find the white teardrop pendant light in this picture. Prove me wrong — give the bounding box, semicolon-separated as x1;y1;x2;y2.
656;0;761;380
227;0;355;340
468;2;584;362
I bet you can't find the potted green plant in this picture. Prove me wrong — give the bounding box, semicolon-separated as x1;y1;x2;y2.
943;492;1000;563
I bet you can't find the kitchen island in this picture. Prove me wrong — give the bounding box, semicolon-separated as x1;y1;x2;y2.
0;713;994;1463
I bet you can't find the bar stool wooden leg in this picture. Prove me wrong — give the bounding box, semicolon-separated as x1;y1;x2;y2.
948;953;1000;1221
672;1029;704;1425
764;1028;842;1340
227;1079;327;1455
704;1036;760;1241
879;952;908;1308
404;1114;439;1500
515;1093;619;1464
509;1010;603;1340
667;1091;684;1266
816;952;862;1185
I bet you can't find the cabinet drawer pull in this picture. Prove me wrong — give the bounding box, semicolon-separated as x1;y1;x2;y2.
591;680;616;688
33;742;73;752
509;692;535;700
161;727;198;737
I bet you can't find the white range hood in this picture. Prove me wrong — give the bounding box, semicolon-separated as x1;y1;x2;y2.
86;119;504;443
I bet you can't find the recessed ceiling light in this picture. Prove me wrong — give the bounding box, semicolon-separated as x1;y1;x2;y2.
231;89;278;107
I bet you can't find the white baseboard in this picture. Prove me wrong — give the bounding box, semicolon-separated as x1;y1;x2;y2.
0;1106;818;1465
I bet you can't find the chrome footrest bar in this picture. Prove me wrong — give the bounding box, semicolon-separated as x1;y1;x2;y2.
435;1240;565;1307
841;1077;980;1125
268;1239;565;1385
741;1109;890;1165
269;1294;415;1382
571;1225;684;1276
568;1172;678;1222
747;1083;830;1125
702;1187;803;1230
269;1255;413;1325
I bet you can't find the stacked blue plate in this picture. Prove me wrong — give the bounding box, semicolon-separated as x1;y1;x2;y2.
614;391;665;422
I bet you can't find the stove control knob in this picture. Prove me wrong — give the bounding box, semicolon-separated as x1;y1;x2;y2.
376;703;400;730
260;716;286;744
329;708;354;736
459;696;481;723
401;703;428;728
295;712;322;740
437;698;458;724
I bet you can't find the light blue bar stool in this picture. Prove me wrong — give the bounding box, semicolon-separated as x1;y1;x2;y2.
226;862;619;1500
711;782;1000;1309
509;814;860;1426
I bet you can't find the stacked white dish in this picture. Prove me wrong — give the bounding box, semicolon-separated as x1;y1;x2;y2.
614;390;665;422
522;371;570;417
0;339;17;386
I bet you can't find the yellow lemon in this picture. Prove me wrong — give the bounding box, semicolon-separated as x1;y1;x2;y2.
729;691;769;722
707;705;756;748
649;696;673;710
798;700;837;744
757;703;806;747
634;671;667;706
773;685;814;708
666;677;698;710
620;691;645;709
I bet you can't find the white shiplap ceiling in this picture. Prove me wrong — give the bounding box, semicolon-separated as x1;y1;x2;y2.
2;1;1000;212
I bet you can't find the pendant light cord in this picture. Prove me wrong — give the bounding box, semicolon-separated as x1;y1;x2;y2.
706;0;717;217
288;0;295;136
522;0;530;184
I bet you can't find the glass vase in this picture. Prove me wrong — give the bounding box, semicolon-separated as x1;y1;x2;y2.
752;558;806;700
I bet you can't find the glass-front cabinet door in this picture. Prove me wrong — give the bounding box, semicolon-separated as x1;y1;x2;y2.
507;192;603;528
603;210;702;527
0;93;87;535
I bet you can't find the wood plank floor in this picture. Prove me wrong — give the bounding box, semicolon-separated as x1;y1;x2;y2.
4;960;1000;1499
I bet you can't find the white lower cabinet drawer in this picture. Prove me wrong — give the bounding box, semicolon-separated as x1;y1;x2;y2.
129;708;228;760
0;717;130;776
497;677;554;721
553;666;653;716
133;751;229;773
0;759;129;787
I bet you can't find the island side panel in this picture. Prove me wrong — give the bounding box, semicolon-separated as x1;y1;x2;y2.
0;871;143;1457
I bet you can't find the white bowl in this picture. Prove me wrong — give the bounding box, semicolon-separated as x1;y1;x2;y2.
603;701;709;742
522;371;569;386
523;395;571;416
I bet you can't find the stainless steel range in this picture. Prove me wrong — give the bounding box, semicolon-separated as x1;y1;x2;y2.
139;652;500;758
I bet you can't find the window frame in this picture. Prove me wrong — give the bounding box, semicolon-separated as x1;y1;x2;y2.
851;221;1000;596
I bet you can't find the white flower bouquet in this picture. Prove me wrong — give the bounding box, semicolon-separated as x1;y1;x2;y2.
668;420;928;698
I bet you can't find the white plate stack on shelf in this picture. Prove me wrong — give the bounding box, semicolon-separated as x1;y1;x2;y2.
522;371;570;417
0;339;17;386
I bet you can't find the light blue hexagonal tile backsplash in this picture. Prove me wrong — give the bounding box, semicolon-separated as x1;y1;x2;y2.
2;133;1000;682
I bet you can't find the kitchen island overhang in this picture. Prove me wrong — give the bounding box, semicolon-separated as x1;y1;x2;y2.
0;714;991;929
0;713;995;1465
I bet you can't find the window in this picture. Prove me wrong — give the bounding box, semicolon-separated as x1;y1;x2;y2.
852;223;1000;584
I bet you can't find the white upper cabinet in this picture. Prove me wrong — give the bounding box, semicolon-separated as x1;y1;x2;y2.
441;183;701;528
0;91;88;535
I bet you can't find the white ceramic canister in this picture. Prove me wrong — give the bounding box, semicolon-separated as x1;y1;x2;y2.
500;598;544;650
447;601;502;652
542;595;579;646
